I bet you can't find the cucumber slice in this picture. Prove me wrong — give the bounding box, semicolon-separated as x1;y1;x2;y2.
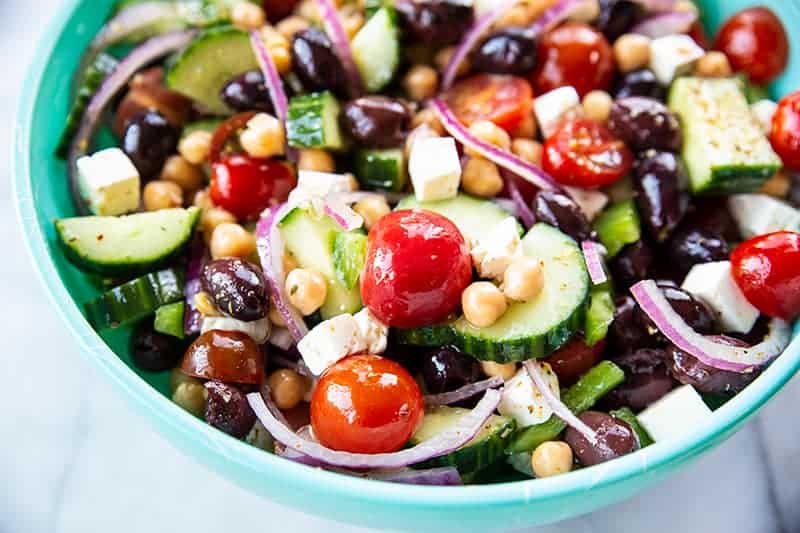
56;207;201;276
399;224;589;363
585;284;614;346
594;200;641;258
279;208;362;318
166;26;259;115
154;302;186;339
332;232;367;290
286;91;345;150
610;407;653;448
351;6;400;92
396;194;522;244
353;148;406;191
668;77;782;194
363;0;386;18
410;406;516;479
86;269;184;329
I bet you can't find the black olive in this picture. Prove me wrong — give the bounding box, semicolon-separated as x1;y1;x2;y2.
667;344;760;395
605;348;675;411
609;97;682;153
202;259;270;322
532;190;595;242
634;150;689;242
341;96;411;148
291;28;348;96
680;197;741;243
122;110;180;179
595;0;643;42
204;381;256;438
421;348;483;396
220;70;275;113
610;241;654;288
130;323;182;372
564;411;638;466
666;228;730;278
472;28;537;75
396;0;474;45
614;69;666;101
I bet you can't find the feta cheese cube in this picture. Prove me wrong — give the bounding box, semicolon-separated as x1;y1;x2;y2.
564;186;609;221
534;86;581;138
297;314;362;375
649;34;705;85
470;216;523;280
751;99;778;135
201;316;271;344
637;385;711;442
497;364;559;427
76;148;141;216
288;171;356;212
681;261;759;334
728;194;800;239
409;137;462;202
353;308;388;355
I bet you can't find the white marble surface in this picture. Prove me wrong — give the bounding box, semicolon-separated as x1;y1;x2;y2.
2;1;799;532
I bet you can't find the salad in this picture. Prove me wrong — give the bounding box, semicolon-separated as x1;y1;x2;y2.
53;0;800;485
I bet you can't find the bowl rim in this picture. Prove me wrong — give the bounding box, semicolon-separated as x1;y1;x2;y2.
13;0;800;511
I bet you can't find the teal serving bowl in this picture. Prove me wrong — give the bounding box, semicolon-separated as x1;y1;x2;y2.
13;1;800;530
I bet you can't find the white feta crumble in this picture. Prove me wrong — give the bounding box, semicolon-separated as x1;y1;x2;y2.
470;216;523;280
649;34;705;85
637;385;711;442
728;194;800;239
409;136;462;202
681;261;759;334
498;364;560;427
751;99;778;135
76;147;141;216
534;86;582;138
201;316;272;344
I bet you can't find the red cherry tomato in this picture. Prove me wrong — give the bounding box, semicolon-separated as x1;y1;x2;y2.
442;74;534;133
361;210;473;328
732;231;800;320
770;91;800;170
533;22;614;98
211;154;296;220
543;118;633;188
209;111;258;164
715;6;789;84
544;338;605;386
311;354;424;454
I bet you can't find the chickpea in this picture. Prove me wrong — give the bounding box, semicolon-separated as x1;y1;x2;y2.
276;15;310;40
283;252;299;275
435;46;470;77
466;120;511;158
403;65;439;101
461;158;504;198
511;138;543;166
582;90;613;123
296;0;320;22
496;0;552;29
172;381;208;418
193;188;212;210
695;51;733;78
240;113;286;159
353;196;391;230
194;291;222;317
673;0;698;14
411;108;445;135
511;112;537;139
481;361;517;381
202;206;237;242
760;171;791;198
613;34;651;73
269;44;292;75
531;441;574;478
503;257;545;302
143;180;183;211
161;155;204;194
210;223;257;259
298;149;336;172
179;130;213;165
268;368;309;410
231;1;266;30
462;282;508;328
285;268;328;315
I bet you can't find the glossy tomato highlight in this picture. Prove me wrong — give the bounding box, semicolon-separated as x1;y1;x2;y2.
210;154;296;220
770;91;800;170
442;74;533;132
715;6;789;85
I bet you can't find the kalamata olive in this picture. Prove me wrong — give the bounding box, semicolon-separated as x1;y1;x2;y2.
680;197;740;243
787;173;800;208
610;241;654;288
181;330;264;384
341;97;411;148
605;349;674;410
221;70;275;113
609;97;682;153
544;337;604;386
614;69;666;101
396;0;474;45
421;348;482;394
564;411;638;466
595;0;643;42
730;316;770;346
204;381;256;439
609;295;657;353
658;285;717;334
666;228;730;278
668;344;759;395
202;258;269;322
532;190;595;242
130;323;182;372
634;150;689;242
122;110;180;179
291;28;348;96
472;28;537;75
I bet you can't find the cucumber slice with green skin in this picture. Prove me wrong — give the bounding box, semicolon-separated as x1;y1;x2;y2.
286;92;345;150
398;224;589;363
154;301;186;339
734;73;770;104
332;232;367;290
610;407;653;448
56;207;201;276
668;77;782;194
353;148;406;191
507;451;534;478
594;200;640;258
351;6;400;93
86;269;185;329
166;26;259;115
585;284;614;346
363;0;386;18
506;361;625;453
410;406;516;479
279;208;362;318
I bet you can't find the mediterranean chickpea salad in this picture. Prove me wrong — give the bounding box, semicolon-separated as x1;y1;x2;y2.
54;0;800;485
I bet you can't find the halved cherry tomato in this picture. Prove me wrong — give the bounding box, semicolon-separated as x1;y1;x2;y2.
770;91;800;170
180;330;264;385
732;231;800;320
311;354;424;454
361;210;472;328
715;6;789;85
211;154;297;220
543;118;633;188
533;22;614;98
442;73;533;133
544;337;605;386
209;111;258;164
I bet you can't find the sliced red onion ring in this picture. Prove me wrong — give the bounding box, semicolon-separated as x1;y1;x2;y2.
68;30;197;214
256;205;309;341
269;328;296;352
432;98;560;192
492;198;520;217
316;0;363;97
524;361;598;444
323;199;364;231
503;173;536;229
247;388;502;469
631;10;698;38
249;30;289;122
631;280;792;372
184;238;208;336
424;376;504;407
528;0;587;35
581;240;608;286
84;2;178;62
368;466;463;485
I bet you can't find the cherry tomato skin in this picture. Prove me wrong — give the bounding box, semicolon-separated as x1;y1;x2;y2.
732;232;800;320
209;111;258;164
533;22;614;98
180;330;264;385
442;74;534;132
715;7;789;84
770;91;800;170
543;118;633;188
311;354;424;454
545;338;605;386
361;210;473;329
210;154;297;220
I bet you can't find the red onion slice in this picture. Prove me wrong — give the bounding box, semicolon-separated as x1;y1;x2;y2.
184;238;208;336
316;0;363;97
503;172;536;229
256;205;309;341
630;280;791;372
323;199;364;231
249;30;289;122
88;2;178;56
368;466;463;485
631;10;698;38
424;376;504;407
524;361;598;444
581;240;608;286
246;388;502;469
